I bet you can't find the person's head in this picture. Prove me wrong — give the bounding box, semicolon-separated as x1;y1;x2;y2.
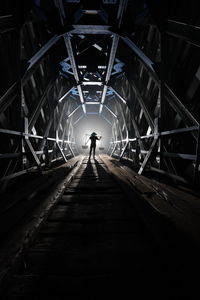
91;132;97;136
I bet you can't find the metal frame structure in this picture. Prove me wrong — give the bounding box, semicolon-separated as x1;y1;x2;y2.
0;1;200;190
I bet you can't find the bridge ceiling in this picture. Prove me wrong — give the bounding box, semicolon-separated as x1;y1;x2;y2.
0;0;200;189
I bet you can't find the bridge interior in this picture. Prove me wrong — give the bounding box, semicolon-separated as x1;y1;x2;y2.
0;0;200;299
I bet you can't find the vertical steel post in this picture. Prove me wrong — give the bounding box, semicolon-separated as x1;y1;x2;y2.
194;125;200;185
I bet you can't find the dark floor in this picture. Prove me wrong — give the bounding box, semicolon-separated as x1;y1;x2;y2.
1;157;198;299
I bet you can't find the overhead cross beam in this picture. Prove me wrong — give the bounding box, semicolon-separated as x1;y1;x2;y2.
69;25;112;35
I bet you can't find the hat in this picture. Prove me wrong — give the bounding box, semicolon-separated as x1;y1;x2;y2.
91;132;97;136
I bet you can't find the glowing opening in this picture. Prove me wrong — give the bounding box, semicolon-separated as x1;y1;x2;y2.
74;115;112;154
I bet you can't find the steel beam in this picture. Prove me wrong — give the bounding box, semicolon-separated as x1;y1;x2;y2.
150;167;188;184
0;127;74;144
138;137;158;175
131;82;155;131
99;35;119;113
0;153;21;159
0;168;38;181
115;118;124;155
67;105;81;118
61;102;72;144
82;81;103;86
73;114;84;126
69;25;112;35
119;141;129;159
110;142;118;156
121;36;160;82
28;79;55;131
101;114;113;126
117;0;128;28
61;118;69;142
110;87;145;151
85;102;100;105
24;138;42;171
131;118;145;151
22;35;60;80
160;126;199;136
64;34;85;111
38;114;54;154
100;85;108;106
98;8;109;24
56;102;67;131
164;83;199;128
68;142;75;157
23;117;41;170
194;126;200;184
67;122;75;157
77;35;107;55
0;82;17;114
104;105;118;118
77;85;85;104
110;87;126;104
64;34;79;82
56;142;67;162
116;99;128;135
115;100;129;158
166;20;200;46
113;120;118;143
54;0;66;26
161;152;196;160
58;86;74;103
105;35;119;83
0;15;15;33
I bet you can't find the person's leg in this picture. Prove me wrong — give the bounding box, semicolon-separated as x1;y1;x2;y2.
93;145;96;157
89;145;92;158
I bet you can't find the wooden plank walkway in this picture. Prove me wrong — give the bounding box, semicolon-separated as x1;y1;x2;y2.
1;156;191;299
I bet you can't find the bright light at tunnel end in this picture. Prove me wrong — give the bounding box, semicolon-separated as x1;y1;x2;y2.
73;115;112;155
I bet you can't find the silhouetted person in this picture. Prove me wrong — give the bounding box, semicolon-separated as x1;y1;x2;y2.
88;132;101;159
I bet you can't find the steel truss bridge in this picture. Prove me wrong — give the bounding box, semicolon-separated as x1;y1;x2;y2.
0;0;200;188
0;1;200;298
